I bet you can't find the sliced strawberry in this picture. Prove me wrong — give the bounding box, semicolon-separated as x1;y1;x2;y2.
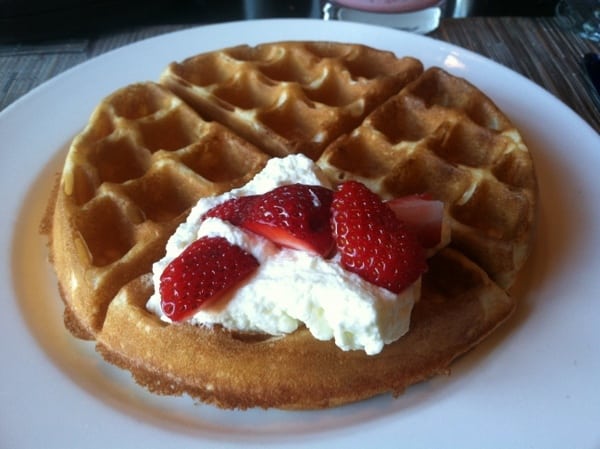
331;181;427;293
386;194;446;249
160;236;259;321
241;184;335;257
203;195;259;226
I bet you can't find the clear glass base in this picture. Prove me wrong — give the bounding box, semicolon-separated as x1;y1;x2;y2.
556;0;600;42
322;1;446;34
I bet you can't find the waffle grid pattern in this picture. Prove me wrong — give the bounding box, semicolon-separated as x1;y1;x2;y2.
160;42;424;159
52;82;268;336
44;42;537;409
317;67;536;288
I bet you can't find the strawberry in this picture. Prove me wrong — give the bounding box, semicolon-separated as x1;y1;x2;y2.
386;194;446;249
159;236;259;321
241;184;335;257
203;195;258;226
331;181;427;293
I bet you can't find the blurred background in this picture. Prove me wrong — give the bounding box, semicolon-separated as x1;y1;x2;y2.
0;0;561;43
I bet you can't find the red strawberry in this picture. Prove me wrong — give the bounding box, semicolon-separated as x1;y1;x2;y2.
159;236;259;321
386;194;446;249
241;184;335;257
331;181;427;293
203;195;258;226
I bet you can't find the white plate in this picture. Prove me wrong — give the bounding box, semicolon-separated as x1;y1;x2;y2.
1;19;599;449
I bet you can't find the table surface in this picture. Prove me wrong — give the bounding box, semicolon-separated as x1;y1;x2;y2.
1;16;599;134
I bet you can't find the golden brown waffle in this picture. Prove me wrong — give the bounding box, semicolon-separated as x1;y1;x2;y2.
317;67;537;289
44;82;269;339
42;41;537;410
96;248;514;410
160;41;424;160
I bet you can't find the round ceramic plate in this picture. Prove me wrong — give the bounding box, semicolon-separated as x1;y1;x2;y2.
1;19;599;449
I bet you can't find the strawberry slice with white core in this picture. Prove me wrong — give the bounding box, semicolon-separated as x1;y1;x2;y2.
241;184;335;257
160;236;259;321
331;181;427;293
386;194;448;250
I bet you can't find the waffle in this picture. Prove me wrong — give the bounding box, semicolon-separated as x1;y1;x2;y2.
42;41;537;410
44;82;270;339
160;41;424;160
317;67;537;289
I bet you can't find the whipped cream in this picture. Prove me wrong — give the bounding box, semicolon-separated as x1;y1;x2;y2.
146;154;421;355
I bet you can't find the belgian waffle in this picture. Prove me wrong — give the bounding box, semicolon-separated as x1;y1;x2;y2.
317;67;537;289
45;82;269;339
160;41;424;160
42;41;537;409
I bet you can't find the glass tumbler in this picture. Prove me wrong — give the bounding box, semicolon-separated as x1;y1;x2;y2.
556;0;600;42
321;0;448;34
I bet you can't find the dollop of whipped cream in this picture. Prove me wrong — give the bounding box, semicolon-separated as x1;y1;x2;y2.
146;154;421;355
